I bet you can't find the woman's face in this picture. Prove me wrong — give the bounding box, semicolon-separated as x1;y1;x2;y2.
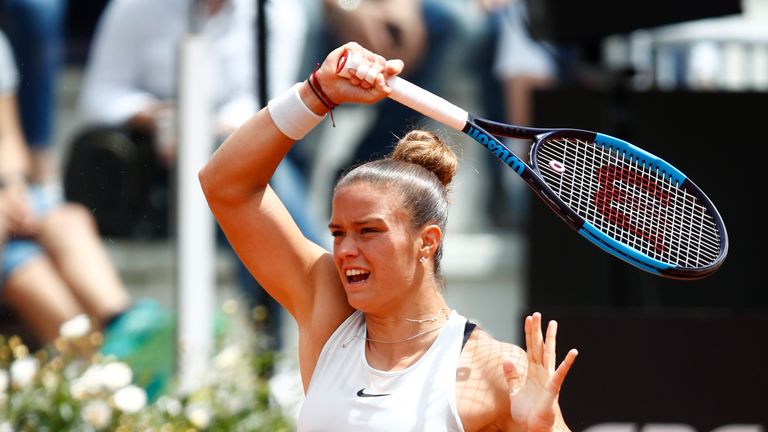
329;182;422;312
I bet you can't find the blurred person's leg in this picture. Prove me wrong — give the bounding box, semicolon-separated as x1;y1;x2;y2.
2;253;82;342
490;2;557;229
1;0;68;183
0;185;103;344
494;2;557;128
36;202;132;324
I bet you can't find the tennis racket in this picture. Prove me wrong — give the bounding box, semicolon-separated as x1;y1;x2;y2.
337;50;728;280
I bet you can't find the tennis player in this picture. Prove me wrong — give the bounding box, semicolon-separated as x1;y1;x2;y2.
199;41;578;431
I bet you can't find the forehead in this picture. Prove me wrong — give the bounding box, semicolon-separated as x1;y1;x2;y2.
330;182;407;223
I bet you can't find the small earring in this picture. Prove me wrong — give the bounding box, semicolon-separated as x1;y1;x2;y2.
419;256;427;263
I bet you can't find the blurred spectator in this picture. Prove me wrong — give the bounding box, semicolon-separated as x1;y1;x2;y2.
320;0;494;159
67;0;319;349
304;0;558;231
301;0;505;231
489;0;558;228
66;0;261;238
0;28;170;396
493;1;556;129
0;0;68;184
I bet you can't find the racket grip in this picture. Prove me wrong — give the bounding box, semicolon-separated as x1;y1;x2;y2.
337;50;468;131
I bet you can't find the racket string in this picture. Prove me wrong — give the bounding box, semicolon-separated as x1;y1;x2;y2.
536;137;721;269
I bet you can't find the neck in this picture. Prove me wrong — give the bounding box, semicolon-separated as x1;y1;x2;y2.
364;290;448;328
361;307;452;370
363;301;451;343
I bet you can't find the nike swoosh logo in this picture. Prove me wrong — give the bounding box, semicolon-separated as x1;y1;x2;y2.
356;388;391;398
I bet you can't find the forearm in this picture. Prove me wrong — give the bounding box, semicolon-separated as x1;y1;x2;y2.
0;96;30;180
0;138;29;181
199;80;329;203
201;41;400;202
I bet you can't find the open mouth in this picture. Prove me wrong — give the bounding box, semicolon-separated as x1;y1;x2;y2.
345;268;371;284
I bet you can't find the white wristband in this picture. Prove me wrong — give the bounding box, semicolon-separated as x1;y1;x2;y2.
267;82;325;140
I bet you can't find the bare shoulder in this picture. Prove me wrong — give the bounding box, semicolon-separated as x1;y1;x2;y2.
297;251;355;390
456;327;527;432
306;251;355;340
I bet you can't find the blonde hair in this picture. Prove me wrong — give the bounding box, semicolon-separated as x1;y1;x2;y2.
335;130;458;276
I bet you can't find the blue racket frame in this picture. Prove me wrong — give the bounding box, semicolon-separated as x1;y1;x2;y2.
468;116;729;279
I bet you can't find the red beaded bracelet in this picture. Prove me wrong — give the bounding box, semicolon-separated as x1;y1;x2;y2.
307;63;337;127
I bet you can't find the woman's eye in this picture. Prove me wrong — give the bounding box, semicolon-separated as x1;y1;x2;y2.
330;230;344;238
360;227;378;234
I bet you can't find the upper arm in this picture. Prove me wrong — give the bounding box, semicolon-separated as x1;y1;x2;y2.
208;180;345;324
457;330;526;432
199;95;352;357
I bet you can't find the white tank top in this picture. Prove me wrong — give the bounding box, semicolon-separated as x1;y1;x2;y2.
297;310;467;432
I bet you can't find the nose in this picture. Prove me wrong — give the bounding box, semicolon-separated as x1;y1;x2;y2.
334;235;359;259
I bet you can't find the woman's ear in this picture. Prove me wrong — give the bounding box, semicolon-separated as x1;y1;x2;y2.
418;224;442;259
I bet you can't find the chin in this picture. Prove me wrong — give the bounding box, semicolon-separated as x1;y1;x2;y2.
345;290;373;312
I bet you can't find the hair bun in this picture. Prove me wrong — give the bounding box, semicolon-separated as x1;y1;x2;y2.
390;130;457;186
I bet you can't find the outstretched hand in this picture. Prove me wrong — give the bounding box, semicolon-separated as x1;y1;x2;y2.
314;41;404;106
505;312;578;432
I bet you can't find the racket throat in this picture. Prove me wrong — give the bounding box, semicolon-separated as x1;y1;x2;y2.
463;123;526;175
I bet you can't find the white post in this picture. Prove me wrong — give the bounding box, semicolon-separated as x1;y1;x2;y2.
176;33;215;394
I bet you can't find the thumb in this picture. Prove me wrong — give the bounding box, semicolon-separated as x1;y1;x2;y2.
503;360;522;394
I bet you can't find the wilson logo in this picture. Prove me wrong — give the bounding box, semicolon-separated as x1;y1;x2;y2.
594;164;668;253
467;126;525;175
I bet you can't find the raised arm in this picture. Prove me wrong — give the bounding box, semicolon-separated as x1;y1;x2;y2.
199;42;403;325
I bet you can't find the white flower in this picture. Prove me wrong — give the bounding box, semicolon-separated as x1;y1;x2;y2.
73;364;105;397
59;404;74;422
216;387;249;415
185;403;212;429
59;314;92;339
100;362;133;391
157;396;183;417
10;357;38;388
70;379;87;400
81;400;113;428
214;345;242;370
63;361;82;380
112;385;147;414
41;369;60;391
0;370;9;393
0;421;14;432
